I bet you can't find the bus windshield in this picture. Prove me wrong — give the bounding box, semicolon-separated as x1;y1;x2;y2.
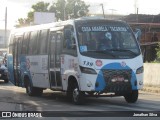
76;21;140;59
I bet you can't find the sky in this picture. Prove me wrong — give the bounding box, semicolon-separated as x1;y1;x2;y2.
0;0;160;29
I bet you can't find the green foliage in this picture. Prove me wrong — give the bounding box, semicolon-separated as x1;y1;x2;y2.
32;2;49;12
16;0;89;27
15;18;30;28
15;1;50;27
155;43;160;62
51;0;66;21
65;0;89;19
151;43;160;63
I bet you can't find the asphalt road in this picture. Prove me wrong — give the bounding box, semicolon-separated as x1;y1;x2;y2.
0;81;160;120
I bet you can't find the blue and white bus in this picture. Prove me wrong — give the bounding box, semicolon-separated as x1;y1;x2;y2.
7;18;143;104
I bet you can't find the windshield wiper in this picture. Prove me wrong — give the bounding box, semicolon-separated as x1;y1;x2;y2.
109;49;138;56
86;50;116;58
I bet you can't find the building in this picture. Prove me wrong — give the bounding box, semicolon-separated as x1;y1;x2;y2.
129;23;160;62
0;29;10;49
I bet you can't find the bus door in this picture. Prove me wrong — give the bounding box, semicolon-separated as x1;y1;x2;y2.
12;36;22;86
49;31;62;88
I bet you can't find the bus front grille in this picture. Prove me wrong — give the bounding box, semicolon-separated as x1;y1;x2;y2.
102;69;132;94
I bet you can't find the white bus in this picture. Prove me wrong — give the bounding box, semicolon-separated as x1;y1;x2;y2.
7;18;143;104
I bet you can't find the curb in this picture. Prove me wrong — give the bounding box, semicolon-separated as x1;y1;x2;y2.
141;86;160;93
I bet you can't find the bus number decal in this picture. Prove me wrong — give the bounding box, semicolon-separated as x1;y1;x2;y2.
83;61;93;67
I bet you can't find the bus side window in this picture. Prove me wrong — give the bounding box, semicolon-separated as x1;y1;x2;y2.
64;29;72;49
49;31;62;68
21;32;30;54
9;34;14;54
13;37;19;67
28;31;38;55
17;37;23;55
63;26;77;55
56;32;63;67
38;29;49;55
50;32;56;68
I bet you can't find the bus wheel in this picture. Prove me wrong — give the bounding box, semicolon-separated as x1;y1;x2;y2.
4;79;8;83
35;88;43;96
124;90;138;103
26;81;43;96
72;83;85;105
26;81;35;96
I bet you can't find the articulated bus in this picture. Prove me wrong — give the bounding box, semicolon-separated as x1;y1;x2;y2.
7;18;143;104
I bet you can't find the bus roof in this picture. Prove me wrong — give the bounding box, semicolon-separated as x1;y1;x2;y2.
10;18;127;34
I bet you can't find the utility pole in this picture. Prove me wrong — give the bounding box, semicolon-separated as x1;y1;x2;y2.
100;4;105;18
134;0;138;14
109;9;117;19
136;8;139;23
63;0;66;20
74;0;76;18
5;7;7;48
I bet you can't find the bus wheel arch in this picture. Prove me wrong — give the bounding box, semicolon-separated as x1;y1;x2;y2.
67;76;85;105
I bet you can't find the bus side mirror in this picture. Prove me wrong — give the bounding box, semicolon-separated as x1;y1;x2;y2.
134;28;141;42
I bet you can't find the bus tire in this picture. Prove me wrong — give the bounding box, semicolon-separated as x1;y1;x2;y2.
26;80;35;96
26;80;43;96
35;88;43;96
4;79;9;83
66;89;72;101
124;90;138;103
72;83;85;105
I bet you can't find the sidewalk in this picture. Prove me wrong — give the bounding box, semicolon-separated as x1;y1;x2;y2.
141;85;160;93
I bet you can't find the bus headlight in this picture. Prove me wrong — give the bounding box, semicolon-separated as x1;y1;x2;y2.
80;66;97;74
136;66;144;74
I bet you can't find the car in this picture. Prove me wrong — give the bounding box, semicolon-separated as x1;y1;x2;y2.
0;56;8;83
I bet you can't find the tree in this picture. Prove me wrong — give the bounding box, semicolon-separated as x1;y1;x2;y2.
15;1;50;27
65;0;89;19
49;0;66;21
32;2;49;12
49;0;89;20
27;1;50;22
156;43;160;62
16;0;89;27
